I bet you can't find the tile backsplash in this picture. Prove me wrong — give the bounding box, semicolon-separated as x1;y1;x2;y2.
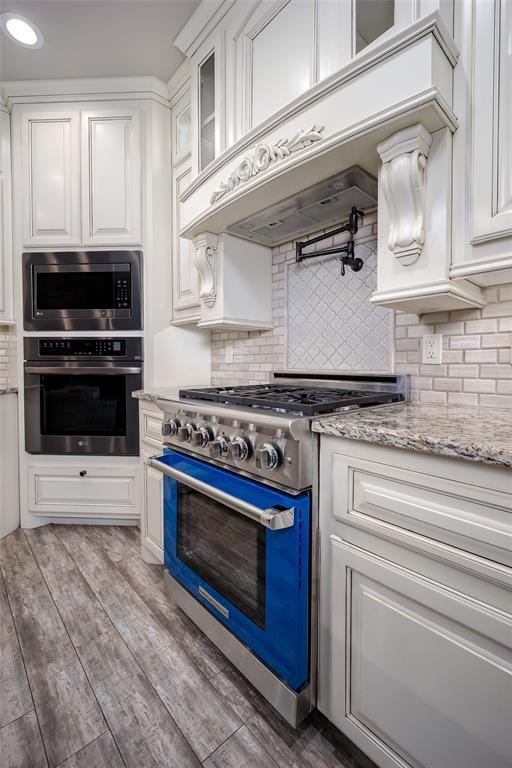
395;284;512;408
0;324;17;389
210;217;391;385
211;219;512;408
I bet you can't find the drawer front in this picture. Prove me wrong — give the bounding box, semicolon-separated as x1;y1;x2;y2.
28;465;138;517
325;537;512;768
140;406;164;449
332;451;512;568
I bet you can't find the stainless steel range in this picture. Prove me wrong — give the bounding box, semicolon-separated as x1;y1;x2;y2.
147;371;407;727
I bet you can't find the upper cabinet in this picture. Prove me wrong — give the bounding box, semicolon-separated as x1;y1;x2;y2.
81;109;142;246
170;69;202;325
21;111;81;247
190;33;225;176
0;109;14;323
19;105;142;249
450;0;512;286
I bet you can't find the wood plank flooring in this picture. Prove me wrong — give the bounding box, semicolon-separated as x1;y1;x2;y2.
0;525;376;768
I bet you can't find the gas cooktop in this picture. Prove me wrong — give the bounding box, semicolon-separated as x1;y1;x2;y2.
179;383;403;416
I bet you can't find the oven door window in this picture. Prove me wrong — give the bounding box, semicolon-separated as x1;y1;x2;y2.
40;374;127;436
177;485;266;628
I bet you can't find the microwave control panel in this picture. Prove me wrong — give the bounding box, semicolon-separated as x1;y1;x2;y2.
114;274;131;309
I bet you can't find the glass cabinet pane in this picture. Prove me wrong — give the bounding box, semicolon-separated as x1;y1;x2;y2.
355;0;394;53
176;105;191;157
199;52;215;171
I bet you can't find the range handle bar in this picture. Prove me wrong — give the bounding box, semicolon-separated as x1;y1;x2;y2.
147;456;294;531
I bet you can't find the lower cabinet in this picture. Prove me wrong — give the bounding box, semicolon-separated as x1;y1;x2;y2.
318;437;512;768
141;447;164;563
139;401;164;563
0;393;19;538
27;462;139;519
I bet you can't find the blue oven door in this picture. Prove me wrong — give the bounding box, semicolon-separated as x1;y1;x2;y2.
154;448;310;691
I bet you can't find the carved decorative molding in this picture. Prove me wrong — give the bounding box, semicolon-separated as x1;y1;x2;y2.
377;124;432;266
193;233;218;307
210;125;325;204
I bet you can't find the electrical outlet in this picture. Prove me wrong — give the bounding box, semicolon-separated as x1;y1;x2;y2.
422;334;443;365
225;344;234;364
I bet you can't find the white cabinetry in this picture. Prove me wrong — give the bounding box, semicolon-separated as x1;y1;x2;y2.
21;111;81;247
18;104;142;248
451;0;512;285
170;72;201;325
81;109;142;245
139;400;164;564
318;436;512;768
0;393;19;538
27;462;140;520
0;108;14;323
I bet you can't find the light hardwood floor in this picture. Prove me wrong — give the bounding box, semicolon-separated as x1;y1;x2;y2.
0;525;376;768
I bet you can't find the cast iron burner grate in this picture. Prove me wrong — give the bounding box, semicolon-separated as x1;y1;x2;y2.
179;384;402;416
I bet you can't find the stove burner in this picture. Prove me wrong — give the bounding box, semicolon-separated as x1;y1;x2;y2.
179;384;401;416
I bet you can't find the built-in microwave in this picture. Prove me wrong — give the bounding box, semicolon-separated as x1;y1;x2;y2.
23;251;143;331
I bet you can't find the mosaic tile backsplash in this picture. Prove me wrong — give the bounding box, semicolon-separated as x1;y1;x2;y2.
287;241;391;371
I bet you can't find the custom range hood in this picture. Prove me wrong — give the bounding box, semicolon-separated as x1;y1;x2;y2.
227;166;377;246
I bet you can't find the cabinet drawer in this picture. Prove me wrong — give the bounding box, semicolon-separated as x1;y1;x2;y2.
332;452;512;568
28;465;139;518
141;408;164;449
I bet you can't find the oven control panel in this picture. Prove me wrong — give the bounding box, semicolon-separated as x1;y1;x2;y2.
161;408;312;491
39;339;126;356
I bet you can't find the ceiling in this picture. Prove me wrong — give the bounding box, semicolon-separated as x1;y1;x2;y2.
0;0;200;82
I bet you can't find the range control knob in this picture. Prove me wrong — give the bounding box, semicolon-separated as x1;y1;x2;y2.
209;435;228;458
177;422;196;442
227;436;252;462
162;418;180;438
192;426;212;447
255;442;281;471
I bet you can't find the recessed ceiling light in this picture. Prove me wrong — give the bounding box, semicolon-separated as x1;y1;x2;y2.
0;12;44;48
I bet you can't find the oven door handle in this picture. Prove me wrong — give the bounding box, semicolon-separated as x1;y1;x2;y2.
147;457;294;531
24;366;142;375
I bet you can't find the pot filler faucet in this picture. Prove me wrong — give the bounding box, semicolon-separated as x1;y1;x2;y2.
295;206;365;275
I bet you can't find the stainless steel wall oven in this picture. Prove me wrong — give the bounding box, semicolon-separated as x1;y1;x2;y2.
24;337;143;456
23;251;142;331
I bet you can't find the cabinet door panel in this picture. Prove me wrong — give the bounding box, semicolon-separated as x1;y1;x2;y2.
326;537;512;768
173;163;199;320
245;0;315;130
22;113;80;246
142;449;164;562
471;0;512;242
82;109;142;245
0;111;13;322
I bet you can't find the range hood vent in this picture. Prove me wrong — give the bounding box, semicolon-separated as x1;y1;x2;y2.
227;166;377;246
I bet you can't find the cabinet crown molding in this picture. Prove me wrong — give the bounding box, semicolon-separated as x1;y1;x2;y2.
378;123;433;266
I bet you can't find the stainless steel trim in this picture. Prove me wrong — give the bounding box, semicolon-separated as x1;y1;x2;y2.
25;366;142;375
198;586;230;618
165;571;312;727
147;457;294;530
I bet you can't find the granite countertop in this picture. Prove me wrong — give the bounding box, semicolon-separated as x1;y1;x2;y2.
312;403;512;469
0;386;18;396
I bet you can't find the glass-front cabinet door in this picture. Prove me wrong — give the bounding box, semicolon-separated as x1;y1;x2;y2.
191;33;224;176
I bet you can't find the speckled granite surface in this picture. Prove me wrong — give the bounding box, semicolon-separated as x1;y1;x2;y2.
312;403;512;468
0;387;17;396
